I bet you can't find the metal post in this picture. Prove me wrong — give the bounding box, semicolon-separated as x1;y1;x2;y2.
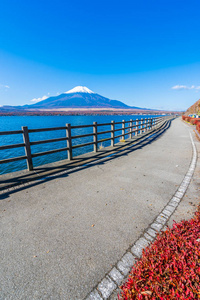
66;123;72;160
135;119;138;136
93;121;97;152
122;120;125;140
129;119;133;139
111;121;115;147
22;126;33;171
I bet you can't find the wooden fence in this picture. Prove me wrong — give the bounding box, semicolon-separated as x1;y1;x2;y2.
0;116;169;172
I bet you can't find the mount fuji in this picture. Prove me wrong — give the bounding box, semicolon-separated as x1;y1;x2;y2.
25;86;140;110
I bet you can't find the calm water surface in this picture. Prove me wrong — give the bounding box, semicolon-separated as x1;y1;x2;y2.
0;115;162;175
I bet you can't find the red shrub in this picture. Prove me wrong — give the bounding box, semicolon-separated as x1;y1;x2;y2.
190;119;196;125
195;120;200;126
185;117;191;122
196;123;200;133
190;119;200;125
196;120;200;126
119;208;200;300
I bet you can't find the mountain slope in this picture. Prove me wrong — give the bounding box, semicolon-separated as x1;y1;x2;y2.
185;99;200;115
28;92;130;109
24;86;143;109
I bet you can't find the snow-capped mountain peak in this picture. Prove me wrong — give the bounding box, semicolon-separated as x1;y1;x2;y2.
65;86;94;94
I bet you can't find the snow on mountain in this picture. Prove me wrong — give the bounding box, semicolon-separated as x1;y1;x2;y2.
25;86;131;109
65;86;94;94
20;86;148;110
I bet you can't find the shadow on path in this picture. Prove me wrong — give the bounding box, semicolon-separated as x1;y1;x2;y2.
0;119;172;200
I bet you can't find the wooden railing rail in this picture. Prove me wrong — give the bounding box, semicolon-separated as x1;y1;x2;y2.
0;116;170;172
28;126;67;133
30;137;68;146
71;124;93;129
31;147;69;158
0;143;25;151
0;130;23;135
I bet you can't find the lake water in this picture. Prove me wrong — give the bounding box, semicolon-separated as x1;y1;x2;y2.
0;115;162;175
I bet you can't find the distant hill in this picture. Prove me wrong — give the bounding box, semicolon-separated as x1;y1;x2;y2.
185;99;200;115
23;86;146;110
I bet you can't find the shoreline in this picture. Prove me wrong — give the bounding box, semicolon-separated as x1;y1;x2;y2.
0;109;180;117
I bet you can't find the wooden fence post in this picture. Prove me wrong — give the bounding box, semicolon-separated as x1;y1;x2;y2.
155;118;158;128
144;118;147;133
22;126;33;171
66;123;72;160
129;119;133;139
150;118;153;129
111;120;115;147
135;119;138;136
122;120;125;140
93;121;97;152
140;118;143;134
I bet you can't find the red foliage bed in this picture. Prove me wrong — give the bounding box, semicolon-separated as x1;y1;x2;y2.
119;207;200;299
182;115;200;133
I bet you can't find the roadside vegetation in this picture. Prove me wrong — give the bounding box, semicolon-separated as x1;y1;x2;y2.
182;115;200;134
118;205;200;299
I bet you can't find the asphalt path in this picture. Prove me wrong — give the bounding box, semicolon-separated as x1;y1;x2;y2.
0;118;193;299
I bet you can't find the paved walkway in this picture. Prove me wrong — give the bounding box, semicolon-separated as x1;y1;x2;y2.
0;118;197;300
167;125;200;227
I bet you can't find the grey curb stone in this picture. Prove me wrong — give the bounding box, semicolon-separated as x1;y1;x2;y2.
184;177;191;183
146;228;157;238
162;225;168;232
151;222;163;232
131;237;150;257
187;171;193;176
109;267;124;285
171;196;180;203
109;288;122;300
168;200;179;208
97;276;116;299
181;181;189;188
117;252;135;275
162;209;172;217
165;205;176;213
160;212;169;219
86;290;103;300
156;215;167;225
164;208;174;215
144;233;154;242
178;186;186;193
175;191;184;198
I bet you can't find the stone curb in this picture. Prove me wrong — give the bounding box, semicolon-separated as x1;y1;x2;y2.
85;131;197;300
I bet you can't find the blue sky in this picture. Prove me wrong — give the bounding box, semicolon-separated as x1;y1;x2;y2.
0;0;200;110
